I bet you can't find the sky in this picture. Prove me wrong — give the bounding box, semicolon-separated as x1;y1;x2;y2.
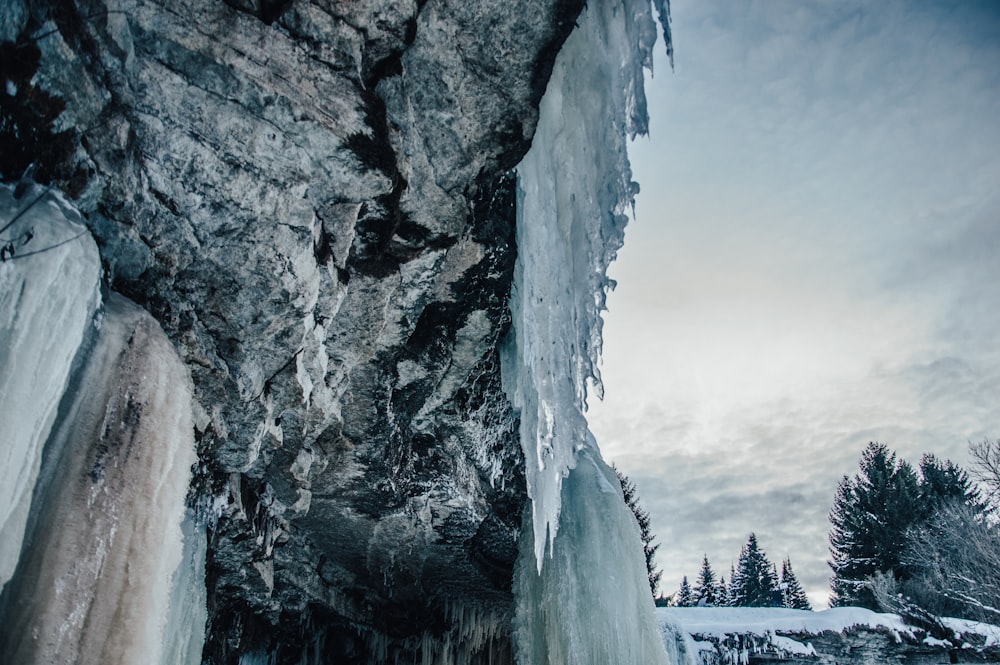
587;0;1000;609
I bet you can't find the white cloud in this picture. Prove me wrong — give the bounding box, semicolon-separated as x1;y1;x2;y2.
588;0;1000;608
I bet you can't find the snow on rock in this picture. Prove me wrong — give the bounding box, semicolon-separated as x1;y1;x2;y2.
0;294;198;665
660;606;917;641
942;617;1000;648
0;183;101;591
771;635;816;657
660;607;1000;664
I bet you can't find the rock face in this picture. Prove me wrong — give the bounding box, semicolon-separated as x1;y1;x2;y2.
1;0;585;661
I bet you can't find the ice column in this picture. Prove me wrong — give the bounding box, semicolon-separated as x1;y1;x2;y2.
504;0;657;568
0;184;102;590
160;509;209;665
0;293;199;664
503;0;673;662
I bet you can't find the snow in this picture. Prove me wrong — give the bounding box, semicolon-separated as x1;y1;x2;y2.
771;635;816;656
659;606;1000;661
942;616;1000;647
659;606;918;642
0;183;102;591
504;0;672;661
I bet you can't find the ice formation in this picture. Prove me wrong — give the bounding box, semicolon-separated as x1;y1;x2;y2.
512;448;675;663
503;0;674;662
505;0;657;575
0;184;102;590
0;187;200;664
161;509;209;665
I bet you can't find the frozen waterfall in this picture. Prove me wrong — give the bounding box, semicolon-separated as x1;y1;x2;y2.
0;185;203;664
503;0;679;662
0;185;102;590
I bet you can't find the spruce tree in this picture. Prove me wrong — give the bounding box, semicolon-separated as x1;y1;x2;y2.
918;454;983;514
780;557;811;610
693;555;717;606
615;467;663;598
730;533;778;607
715;575;730;607
828;442;921;609
676;576;694;607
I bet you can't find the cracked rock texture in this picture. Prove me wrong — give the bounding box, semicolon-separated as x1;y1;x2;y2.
1;0;584;661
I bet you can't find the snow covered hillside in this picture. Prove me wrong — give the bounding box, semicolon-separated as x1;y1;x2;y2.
660;607;1000;664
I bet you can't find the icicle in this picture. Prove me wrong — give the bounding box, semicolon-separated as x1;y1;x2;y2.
0;183;102;590
502;0;679;661
503;0;657;571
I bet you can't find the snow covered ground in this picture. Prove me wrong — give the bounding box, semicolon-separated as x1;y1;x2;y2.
659;606;1000;663
661;606;916;640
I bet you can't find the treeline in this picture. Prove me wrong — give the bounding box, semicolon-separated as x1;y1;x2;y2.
665;534;811;610
827;439;1000;626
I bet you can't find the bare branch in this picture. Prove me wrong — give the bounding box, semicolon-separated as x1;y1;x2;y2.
970;439;1000;509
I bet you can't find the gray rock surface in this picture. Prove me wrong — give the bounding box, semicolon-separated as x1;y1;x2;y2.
1;0;584;661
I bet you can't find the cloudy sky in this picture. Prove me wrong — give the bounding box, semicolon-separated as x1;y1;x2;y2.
587;0;1000;609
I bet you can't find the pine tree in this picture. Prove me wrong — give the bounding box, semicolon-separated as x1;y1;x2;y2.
828;442;921;609
715;575;730;607
780;557;811;610
918;454;984;514
693;555;717;606
615;467;663;598
676;576;694;607
730;533;779;607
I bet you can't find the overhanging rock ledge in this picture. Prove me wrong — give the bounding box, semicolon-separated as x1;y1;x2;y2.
0;0;586;661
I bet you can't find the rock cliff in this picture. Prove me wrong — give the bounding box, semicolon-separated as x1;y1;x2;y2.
0;0;591;661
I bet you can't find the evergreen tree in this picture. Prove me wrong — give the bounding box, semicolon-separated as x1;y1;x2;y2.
728;565;737;606
615;467;663;598
676;576;694;607
730;533;779;607
693;554;717;606
918;454;983;514
780;557;811;610
771;562;782;605
715;575;730;607
828;442;921;609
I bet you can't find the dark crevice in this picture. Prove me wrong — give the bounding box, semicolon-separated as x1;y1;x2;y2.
343;80;408;278
0;38;75;185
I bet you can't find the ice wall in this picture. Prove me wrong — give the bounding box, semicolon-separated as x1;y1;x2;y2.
0;184;102;590
160;509;209;665
0;292;199;664
504;0;657;568
512;448;673;664
503;0;673;662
